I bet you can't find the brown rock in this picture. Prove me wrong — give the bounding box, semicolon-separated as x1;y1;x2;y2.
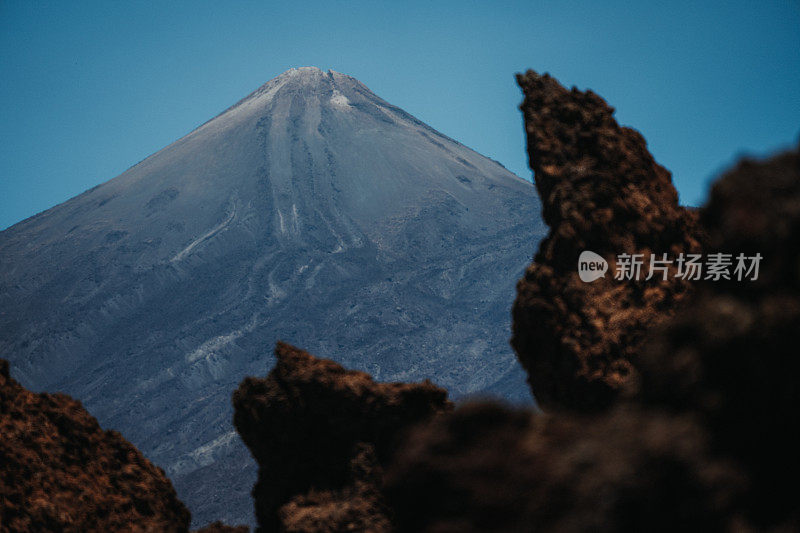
512;70;703;411
0;358;191;532
232;342;451;532
636;146;800;527
276;444;391;533
385;402;743;532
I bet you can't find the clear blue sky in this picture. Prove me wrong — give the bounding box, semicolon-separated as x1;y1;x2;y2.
1;1;798;230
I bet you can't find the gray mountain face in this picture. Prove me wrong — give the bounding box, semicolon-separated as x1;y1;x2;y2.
0;67;544;527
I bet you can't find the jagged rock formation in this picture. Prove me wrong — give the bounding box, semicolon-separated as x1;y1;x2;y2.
636;146;800;527
0;66;542;526
0;359;190;532
232;342;451;531
512;71;703;411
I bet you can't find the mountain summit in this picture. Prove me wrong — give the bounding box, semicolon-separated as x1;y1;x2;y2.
0;68;544;526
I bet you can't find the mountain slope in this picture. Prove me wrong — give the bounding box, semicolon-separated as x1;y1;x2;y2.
0;66;544;526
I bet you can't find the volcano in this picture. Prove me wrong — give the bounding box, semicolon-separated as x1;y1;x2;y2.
0;67;543;526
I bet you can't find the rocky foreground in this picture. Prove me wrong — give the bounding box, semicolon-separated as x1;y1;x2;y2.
2;71;798;531
0;359;190;531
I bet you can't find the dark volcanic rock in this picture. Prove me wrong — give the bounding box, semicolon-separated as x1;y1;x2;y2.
193;522;250;533
0;359;191;532
511;70;703;411
636;146;800;527
232;342;451;531
385;403;743;533
276;444;390;533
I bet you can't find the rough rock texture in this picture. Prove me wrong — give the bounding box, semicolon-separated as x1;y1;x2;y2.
512;70;703;411
0;358;190;532
232;342;451;532
636;146;800;527
385;403;744;533
276;444;390;533
193;522;250;533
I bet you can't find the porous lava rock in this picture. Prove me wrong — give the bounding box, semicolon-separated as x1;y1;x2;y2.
232;342;451;532
0;358;191;532
385;403;743;533
276;444;390;533
512;70;703;411
193;521;250;533
636;146;800;527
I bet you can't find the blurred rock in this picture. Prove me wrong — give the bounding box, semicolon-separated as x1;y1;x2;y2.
636;146;800;527
385;402;743;532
